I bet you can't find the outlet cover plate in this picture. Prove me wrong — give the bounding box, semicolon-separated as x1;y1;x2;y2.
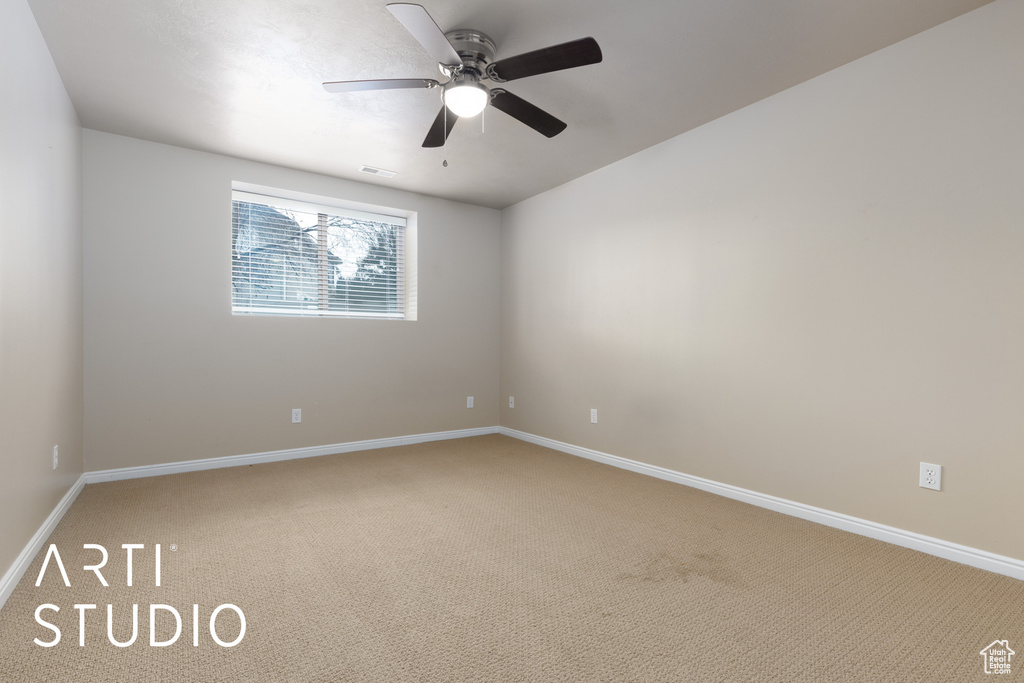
919;462;941;491
292;408;301;423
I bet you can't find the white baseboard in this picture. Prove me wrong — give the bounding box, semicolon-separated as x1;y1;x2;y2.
6;424;1018;616
498;427;1024;581
1;427;498;612
85;426;499;484
0;474;86;611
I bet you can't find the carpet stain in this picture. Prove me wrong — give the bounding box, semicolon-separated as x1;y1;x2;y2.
617;552;742;587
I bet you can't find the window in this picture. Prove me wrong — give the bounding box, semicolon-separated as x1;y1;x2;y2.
231;188;412;319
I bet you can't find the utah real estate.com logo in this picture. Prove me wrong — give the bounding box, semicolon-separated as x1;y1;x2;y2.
980;640;1014;675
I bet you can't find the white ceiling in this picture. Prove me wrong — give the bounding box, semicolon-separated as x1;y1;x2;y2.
28;0;993;209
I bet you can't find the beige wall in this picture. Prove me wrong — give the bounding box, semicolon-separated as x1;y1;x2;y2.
500;0;1024;560
0;1;83;578
83;131;500;471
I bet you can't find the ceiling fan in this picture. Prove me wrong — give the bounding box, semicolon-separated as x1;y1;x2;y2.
323;3;602;148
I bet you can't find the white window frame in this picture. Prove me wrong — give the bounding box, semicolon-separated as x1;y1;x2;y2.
230;183;417;320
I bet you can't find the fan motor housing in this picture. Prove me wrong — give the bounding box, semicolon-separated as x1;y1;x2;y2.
444;29;496;79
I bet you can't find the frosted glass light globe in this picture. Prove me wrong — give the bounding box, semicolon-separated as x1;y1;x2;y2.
445;83;488;117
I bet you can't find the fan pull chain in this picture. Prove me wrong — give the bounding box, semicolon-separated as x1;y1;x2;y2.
442;88;449;168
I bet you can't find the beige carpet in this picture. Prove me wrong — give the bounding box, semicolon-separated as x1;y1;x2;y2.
0;434;1020;681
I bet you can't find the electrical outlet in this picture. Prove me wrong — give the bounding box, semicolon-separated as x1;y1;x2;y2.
919;462;941;491
590;409;598;424
291;408;301;423
52;445;58;470
508;396;514;408
467;396;474;408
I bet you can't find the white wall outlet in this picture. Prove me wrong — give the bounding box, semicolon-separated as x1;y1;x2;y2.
52;445;58;470
291;408;301;423
919;462;942;491
467;396;474;408
590;408;598;424
508;396;514;408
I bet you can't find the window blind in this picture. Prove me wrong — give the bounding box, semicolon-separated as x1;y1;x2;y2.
231;190;407;318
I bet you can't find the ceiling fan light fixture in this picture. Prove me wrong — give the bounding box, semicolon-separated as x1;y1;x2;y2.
323;5;602;147
445;81;489;118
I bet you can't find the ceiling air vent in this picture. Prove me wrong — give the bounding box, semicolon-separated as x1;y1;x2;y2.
359;165;397;178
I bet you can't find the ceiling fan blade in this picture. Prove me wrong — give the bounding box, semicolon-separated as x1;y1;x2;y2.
387;3;462;68
486;37;602;83
422;105;458;147
489;89;567;138
323;78;438;93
